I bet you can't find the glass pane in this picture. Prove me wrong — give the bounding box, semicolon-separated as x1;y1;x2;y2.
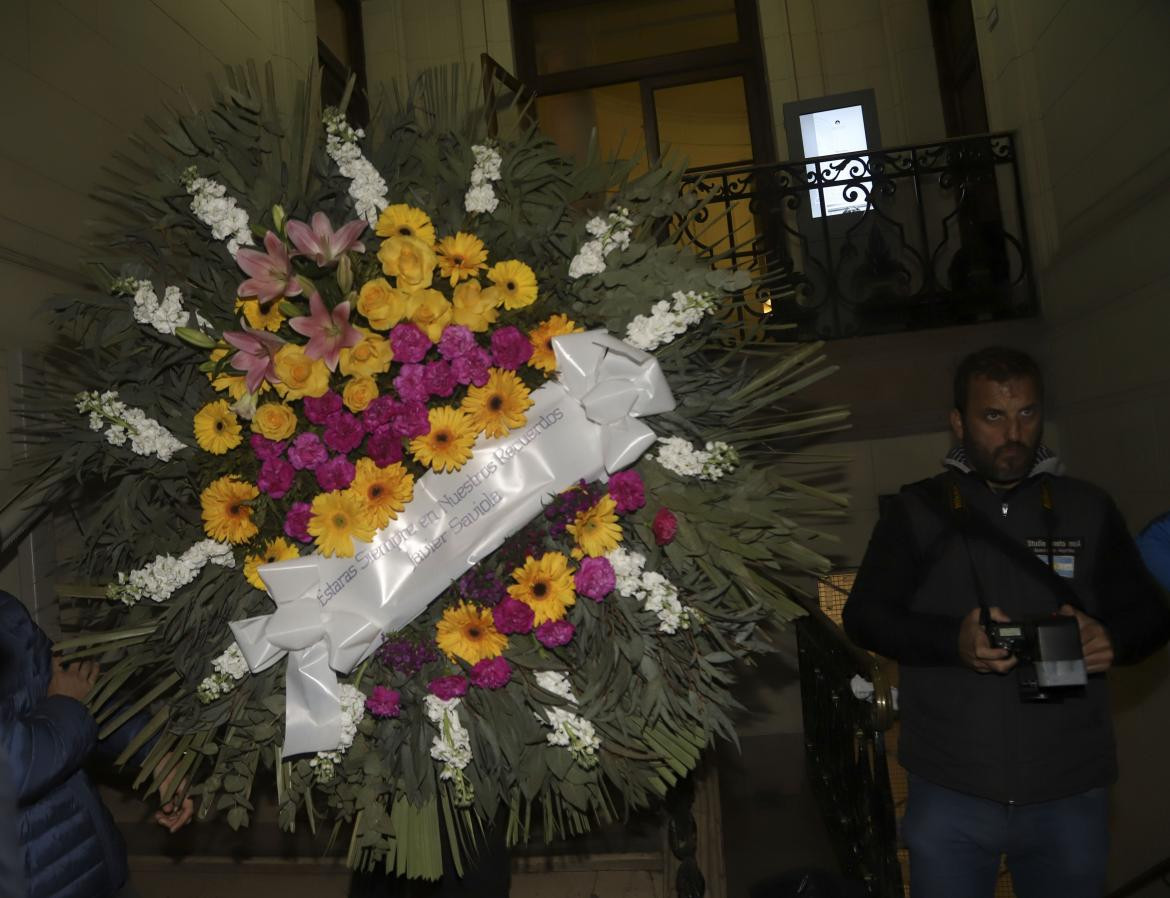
655;77;752;168
799;105;870;218
536;82;648;175
532;0;738;76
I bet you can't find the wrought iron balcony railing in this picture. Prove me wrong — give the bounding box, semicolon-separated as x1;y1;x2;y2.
679;133;1036;340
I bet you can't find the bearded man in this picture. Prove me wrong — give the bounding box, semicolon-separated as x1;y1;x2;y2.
843;346;1170;898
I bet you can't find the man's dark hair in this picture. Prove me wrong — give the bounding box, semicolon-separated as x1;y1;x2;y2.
953;346;1043;413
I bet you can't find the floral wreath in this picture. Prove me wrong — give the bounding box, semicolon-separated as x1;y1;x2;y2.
26;69;844;878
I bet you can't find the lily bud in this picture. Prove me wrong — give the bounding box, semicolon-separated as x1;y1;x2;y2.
175;327;217;349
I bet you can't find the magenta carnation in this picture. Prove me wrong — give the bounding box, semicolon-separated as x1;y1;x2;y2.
316;455;356;491
302;390;342;425
492;598;535;635
322;411;364;454
288;432;328;470
652;507;679;545
394;363;429;403
575;556;616;601
364;685;401;718
428;675;469;700
366;426;404;466
283;501;313;543
469;656;512;690
391;400;431;438
362;395;400;432
249;434;286;461
490;326;533;370
390;323;431;363
437;325;477;360
424;360;456;397
607;469;646;514
535;619;575;648
451;345;492;387
257;456;296;499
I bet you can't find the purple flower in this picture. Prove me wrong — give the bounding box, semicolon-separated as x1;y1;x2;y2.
535;619;575;648
377;637;438;674
491;326;533;370
236;230;301;304
366;426;404;466
303;390;343;425
257;456;296;499
364;685;401;718
394;363;429;403
652;507;678;545
288;432;328;470
390;323;431;364
607;470;646;515
323;411;364;454
289;292;363;371
250;434;287;461
458;568;507;606
451;345;491;387
285;212;366;267
543;480;606;539
492;598;534;635
469;657;511;690
438;325;477;360
575;556;615;601
391;400;431;438
424;360;456;397
223;324;285;394
316;455;356;491
283;501;313;543
362;395;401;432
428;675;469;700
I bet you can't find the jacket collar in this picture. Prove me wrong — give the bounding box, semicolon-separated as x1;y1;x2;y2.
942;444;1064;479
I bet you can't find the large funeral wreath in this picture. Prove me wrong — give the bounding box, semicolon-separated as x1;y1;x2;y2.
21;67;846;878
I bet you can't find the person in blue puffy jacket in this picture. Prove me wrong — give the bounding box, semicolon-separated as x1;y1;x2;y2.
0;591;193;898
1138;512;1170;591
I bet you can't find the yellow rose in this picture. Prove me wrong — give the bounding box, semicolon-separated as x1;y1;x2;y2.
251;402;298;441
407;289;453;343
377;235;436;293
273;344;331;400
339;327;393;378
343;376;379;412
450;280;499;333
357;277;410;331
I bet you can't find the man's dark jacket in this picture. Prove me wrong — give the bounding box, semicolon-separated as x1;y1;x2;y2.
842;456;1170;804
0;593;135;898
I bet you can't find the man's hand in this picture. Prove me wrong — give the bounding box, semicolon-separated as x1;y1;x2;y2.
153;754;196;834
958;606;1018;673
1059;604;1115;674
47;657;99;702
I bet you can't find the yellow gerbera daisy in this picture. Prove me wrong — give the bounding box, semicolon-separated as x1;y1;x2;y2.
450;280;499;333
346;458;415;530
461;368;533;438
308;490;375;557
200;476;259;544
567;495;622;557
235;297;285;332
436;602;508;665
507;552;576;625
193;400;242;455
243;537;301;590
528;314;584;372
409;406;477;473
375;203;436;245
436;232;488;286
482;259;538;310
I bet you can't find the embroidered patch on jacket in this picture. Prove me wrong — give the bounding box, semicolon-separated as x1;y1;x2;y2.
1026;537;1081;578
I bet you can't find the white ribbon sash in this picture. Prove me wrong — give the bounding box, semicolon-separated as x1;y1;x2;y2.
230;330;675;756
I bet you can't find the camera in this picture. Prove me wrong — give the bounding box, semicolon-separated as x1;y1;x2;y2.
985;616;1087;702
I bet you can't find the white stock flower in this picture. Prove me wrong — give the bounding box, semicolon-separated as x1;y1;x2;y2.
323;107;388;225
197;642;249;703
107;538;235;606
130;281;190;335
311;684;366;782
424;695;473;780
181;168;252;254
76;390;185;462
604;546;696;634
623;290;717;351
534;670;577;703
464;145;503;215
569;208;633;280
464;183;499;214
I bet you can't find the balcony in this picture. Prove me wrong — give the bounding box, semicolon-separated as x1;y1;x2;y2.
679;133;1037;341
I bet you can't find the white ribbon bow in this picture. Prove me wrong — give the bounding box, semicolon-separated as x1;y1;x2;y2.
231;329;676;757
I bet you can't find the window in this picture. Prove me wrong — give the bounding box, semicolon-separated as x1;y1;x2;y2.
783;90;881;219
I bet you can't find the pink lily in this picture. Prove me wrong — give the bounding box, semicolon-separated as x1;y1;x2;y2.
285;212;367;267
289;292;362;371
223;323;286;393
236;231;302;305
